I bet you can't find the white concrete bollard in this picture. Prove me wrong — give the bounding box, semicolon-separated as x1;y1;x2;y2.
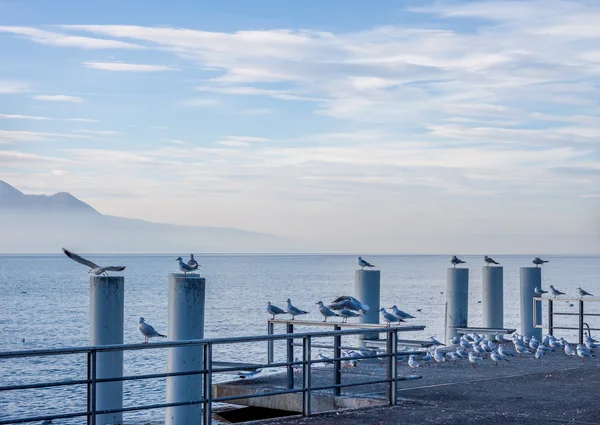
355;269;380;341
90;276;124;425
166;273;206;425
482;266;504;334
445;268;469;345
520;267;542;339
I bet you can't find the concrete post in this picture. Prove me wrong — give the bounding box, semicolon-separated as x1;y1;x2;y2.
90;276;124;425
355;269;380;341
166;273;206;425
520;267;542;339
482;266;503;334
445;268;469;345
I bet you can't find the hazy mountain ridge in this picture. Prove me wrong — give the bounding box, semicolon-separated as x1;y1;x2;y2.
0;181;294;253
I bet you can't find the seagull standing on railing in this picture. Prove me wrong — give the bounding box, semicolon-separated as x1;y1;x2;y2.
62;248;126;276
316;301;338;322
337;309;360;323
484;256;500;266
138;317;166;343
286;299;308;320
379;308;400;327
450;256;466;268
532;257;549;267
358;256;375;270
534;287;548;297
578;287;593;297
187;254;200;268
267;302;286;320
549;285;565;298
176;257;198;277
390;305;414;319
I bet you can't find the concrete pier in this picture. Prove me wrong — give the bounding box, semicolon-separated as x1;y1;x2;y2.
90;276;124;425
445;268;469;345
355;270;380;341
520;267;542;339
482;266;503;333
166;274;206;425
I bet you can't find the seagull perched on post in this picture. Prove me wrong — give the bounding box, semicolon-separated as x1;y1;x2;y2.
176;257;198;277
450;256;466;268
187;254;200;268
138;317;166;343
578;287;593;297
267;302;286;320
358;257;375;270
532;257;549;267
484;256;500;266
316;301;338;322
62;248;126;276
286;299;308;320
549;285;565;298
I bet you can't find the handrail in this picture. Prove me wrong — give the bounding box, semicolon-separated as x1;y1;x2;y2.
533;297;600;344
0;326;404;425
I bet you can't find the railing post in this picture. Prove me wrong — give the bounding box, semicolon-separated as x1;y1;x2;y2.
267;321;275;364
203;343;213;425
548;299;554;336
386;330;397;406
302;336;312;416
90;350;97;425
286;323;294;389
333;325;341;396
579;300;585;344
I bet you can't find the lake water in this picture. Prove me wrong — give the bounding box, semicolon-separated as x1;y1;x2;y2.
1;254;599;423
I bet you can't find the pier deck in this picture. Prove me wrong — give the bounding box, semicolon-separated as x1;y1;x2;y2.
214;350;600;423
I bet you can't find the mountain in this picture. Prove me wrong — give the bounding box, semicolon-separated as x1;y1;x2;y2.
0;181;295;253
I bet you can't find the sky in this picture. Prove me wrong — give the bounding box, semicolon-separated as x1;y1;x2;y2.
0;0;599;253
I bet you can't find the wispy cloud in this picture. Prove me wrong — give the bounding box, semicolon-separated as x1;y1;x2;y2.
0;80;30;94
82;61;179;72
68;118;99;123
33;94;84;103
164;139;186;145
181;98;219;107
0;26;143;49
241;108;275;115
0;113;51;120
72;129;122;136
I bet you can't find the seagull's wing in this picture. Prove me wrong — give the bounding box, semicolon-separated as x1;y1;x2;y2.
272;305;285;314
62;248;99;269
331;296;351;303
140;322;159;337
104;266;126;272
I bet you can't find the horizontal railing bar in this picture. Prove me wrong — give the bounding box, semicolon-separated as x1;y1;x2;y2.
212;388;306;403
535;297;600;302
311;378;392;392
0;410;88;425
0;378;88;392
546;326;600;331
93;398;207;416
0;327;401;359
551;312;600;317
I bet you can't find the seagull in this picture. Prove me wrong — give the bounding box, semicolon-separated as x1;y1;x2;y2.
287;299;308;320
316;301;338;322
429;336;445;347
576;344;594;362
449;336;461;345
495;333;509;343
379;308;400;326
515;343;530;357
238;369;263;380
138;317;166;343
408;354;420;371
564;342;576;357
534;347;544;362
534;287;548;297
584;338;600;350
498;345;516;358
549;285;565;298
390;305;415;319
358;257;375;269
433;349;445;364
337;308;360;323
455;348;469;359
176;257;198;277
328;296;369;314
578;287;593;297
468;352;483;368
450;256;466;268
62;248;126;276
532;257;549;267
484;256;500;266
187;254;200;268
446;352;460;364
317;353;333;364
267;302;286;320
490;351;508;366
420;350;433;367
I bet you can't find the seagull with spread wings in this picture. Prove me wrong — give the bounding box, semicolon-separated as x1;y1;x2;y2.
62;248;126;276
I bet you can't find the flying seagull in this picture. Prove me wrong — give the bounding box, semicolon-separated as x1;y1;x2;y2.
484;256;500;266
358;257;375;269
532;257;548;267
138;317;166;343
549;285;565;298
578;287;593;297
176;257;198;277
62;248;126;276
287;299;308;320
267;302;286;320
451;256;466;268
187;254;200;268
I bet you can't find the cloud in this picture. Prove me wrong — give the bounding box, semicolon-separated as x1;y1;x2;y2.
0;113;52;120
72;129;123;136
68;118;99;123
226;136;270;142
0;80;30;94
33;94;84;103
181;98;219;107
164;139;186;144
241;108;275;115
0;150;73;167
82;61;179;72
216;140;249;147
0;26;144;49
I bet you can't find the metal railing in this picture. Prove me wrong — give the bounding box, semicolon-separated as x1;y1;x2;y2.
0;327;404;425
534;297;600;343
